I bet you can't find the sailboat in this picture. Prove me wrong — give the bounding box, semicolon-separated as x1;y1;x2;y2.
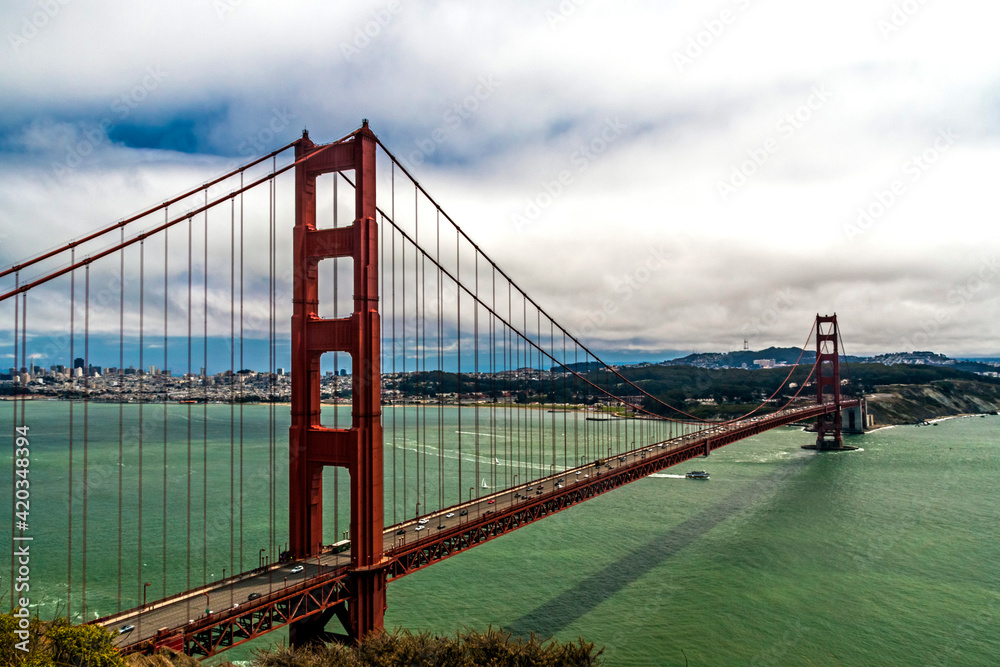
481;478;489;489
493;457;500;465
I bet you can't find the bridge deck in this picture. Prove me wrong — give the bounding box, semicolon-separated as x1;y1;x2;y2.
100;401;855;657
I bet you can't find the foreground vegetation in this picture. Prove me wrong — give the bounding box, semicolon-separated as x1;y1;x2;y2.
252;628;602;667
0;614;126;667
0;616;601;667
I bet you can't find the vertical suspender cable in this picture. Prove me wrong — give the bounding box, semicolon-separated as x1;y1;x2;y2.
68;248;74;616
333;173;340;539
187;215;193;592
10;272;18;606
82;265;89;616
138;241;144;611
162;218;169;598
230;197;236;578
391;169;397;525
437;210;444;509
203;193;209;579
239;174;245;571
118;231;124;610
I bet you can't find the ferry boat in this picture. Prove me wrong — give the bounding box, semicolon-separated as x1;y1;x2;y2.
685;470;710;479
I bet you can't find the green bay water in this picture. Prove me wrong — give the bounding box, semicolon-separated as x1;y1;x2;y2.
2;403;998;665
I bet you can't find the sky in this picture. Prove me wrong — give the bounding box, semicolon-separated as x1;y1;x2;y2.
1;0;999;367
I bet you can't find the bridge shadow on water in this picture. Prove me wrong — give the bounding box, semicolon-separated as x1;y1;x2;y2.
505;456;814;638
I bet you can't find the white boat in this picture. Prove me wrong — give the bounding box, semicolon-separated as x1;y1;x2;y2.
493;458;500;465
685;470;710;479
481;478;489;488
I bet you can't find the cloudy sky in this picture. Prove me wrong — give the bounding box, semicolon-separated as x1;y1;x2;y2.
2;0;998;363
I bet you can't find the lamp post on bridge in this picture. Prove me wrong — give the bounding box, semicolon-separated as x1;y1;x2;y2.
142;582;151;609
202;592;210;616
258;548;265;569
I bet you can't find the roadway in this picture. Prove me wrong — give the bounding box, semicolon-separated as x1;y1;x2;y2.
105;402;835;650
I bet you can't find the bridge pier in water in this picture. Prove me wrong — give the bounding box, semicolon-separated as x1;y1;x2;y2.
289;121;386;645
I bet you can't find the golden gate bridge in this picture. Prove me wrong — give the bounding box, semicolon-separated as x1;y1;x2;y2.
0;121;862;657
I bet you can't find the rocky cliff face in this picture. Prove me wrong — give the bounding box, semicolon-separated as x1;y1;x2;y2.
866;379;1000;425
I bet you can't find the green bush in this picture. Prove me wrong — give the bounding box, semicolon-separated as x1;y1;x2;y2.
252;627;603;667
0;613;127;667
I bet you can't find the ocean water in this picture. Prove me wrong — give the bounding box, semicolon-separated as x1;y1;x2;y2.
2;403;998;665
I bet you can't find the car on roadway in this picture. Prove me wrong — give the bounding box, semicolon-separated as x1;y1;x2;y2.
418;518;430;524
247;592;262;601
415;525;425;531
395;528;406;535
487;499;495;504
119;624;134;634
459;509;468;516
289;565;304;573
445;512;455;518
437;525;446;530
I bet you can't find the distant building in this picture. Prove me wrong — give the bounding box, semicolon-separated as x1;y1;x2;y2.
74;357;85;369
753;359;776;369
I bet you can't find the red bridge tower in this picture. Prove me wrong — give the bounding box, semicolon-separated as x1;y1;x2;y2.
289;121;385;643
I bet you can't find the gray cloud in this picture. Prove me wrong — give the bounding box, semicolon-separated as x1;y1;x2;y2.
2;0;998;358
